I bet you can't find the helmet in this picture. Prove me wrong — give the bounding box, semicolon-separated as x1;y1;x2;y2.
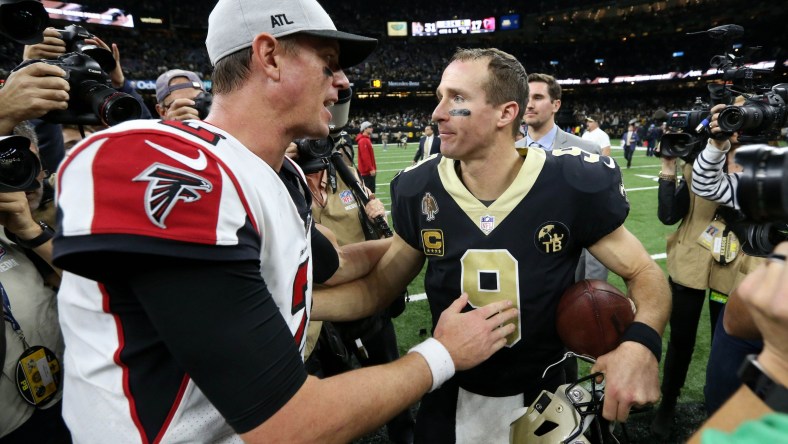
510;372;605;444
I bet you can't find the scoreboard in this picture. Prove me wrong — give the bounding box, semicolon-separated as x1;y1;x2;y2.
411;17;496;37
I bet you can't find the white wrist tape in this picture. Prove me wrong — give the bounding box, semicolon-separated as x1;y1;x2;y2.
408;337;455;392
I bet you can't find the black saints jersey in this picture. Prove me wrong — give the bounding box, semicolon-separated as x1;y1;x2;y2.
391;147;629;397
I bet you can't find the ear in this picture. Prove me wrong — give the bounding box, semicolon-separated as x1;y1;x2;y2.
250;33;282;81
155;103;166;118
553;99;562;113
497;101;520;131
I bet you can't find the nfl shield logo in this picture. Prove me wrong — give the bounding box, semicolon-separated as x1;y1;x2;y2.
480;215;495;233
340;190;355;205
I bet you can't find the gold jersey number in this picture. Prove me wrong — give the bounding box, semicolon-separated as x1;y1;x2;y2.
461;249;521;346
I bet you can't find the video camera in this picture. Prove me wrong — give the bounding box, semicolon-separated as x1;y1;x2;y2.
293;87;393;239
659;25;783;160
659;97;711;159
717;84;788;144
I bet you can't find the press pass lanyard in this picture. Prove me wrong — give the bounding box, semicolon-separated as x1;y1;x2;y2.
1;282;30;349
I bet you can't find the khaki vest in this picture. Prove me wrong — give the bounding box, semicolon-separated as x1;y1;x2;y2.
666;163;722;289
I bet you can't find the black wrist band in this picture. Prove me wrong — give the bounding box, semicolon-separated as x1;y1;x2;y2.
621;321;662;363
4;221;54;249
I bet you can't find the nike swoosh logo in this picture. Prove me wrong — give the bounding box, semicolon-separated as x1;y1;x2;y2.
146;140;208;171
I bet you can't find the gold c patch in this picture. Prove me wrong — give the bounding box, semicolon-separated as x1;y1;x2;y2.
421;229;444;256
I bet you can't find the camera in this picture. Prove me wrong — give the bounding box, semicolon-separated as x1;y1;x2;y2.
0;135;41;193
192;91;213;120
717;84;788;144
53;24;116;73
0;0;47;45
15;53;142;126
713;145;788;257
658;98;710;160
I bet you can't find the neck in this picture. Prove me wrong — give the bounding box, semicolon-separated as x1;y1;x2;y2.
206;90;290;171
527;120;555;142
456;140;524;201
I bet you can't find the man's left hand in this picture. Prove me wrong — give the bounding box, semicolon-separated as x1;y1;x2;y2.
591;340;661;422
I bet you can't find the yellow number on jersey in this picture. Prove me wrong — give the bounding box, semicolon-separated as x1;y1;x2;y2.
552;146;601;164
460;249;521;346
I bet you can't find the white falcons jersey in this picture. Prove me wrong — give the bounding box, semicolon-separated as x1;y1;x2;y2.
55;119;311;443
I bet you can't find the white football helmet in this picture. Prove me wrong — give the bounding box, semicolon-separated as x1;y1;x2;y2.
510;353;612;444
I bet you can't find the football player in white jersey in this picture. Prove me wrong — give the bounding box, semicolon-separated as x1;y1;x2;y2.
52;1;518;443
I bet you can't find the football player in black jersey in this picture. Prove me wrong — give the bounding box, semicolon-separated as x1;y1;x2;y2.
313;48;671;443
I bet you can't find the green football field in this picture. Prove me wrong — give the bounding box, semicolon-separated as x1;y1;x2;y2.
360;141;714;443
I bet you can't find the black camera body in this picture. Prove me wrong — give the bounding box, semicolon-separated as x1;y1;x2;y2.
658;98;710;160
717;84;788;144
53;24;117;73
16;53;142;126
715;145;788;257
294;133;350;175
192;91;213;120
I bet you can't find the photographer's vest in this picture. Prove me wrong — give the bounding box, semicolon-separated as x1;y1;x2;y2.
666;163;722;289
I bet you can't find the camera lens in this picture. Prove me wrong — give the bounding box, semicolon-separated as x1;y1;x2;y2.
718;104;764;132
0;1;48;44
79;80;142;126
0;137;41;192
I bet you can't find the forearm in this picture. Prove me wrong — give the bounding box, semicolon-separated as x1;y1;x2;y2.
323;237;392;286
312;236;423;321
626;260;671;334
723;287;762;340
691;140;740;209
243;353;431;444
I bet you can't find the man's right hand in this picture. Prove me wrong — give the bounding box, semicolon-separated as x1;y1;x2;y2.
433;293;517;371
0;62;69;135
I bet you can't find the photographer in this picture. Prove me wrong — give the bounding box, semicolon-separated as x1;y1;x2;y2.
155;69;210;121
295;136;415;443
652;133;764;436
0;123;68;441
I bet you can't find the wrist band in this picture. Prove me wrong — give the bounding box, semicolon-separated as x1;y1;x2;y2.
621;322;662;363
408;338;455;392
4;221;54;250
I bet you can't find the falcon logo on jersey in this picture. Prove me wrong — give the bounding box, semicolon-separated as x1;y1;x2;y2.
480;215;495;234
535;221;570;254
421;229;444;256
133;163;213;229
421;192;439;221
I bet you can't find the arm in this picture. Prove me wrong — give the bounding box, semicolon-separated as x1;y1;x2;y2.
723;284;762;340
413;139;424;163
0;191;59;274
588;225;671;422
690;104;740;209
87;36;153;119
243;293;516;443
311;234;425;322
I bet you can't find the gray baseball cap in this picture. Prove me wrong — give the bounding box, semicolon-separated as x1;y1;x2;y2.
155;69;204;103
206;0;377;68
